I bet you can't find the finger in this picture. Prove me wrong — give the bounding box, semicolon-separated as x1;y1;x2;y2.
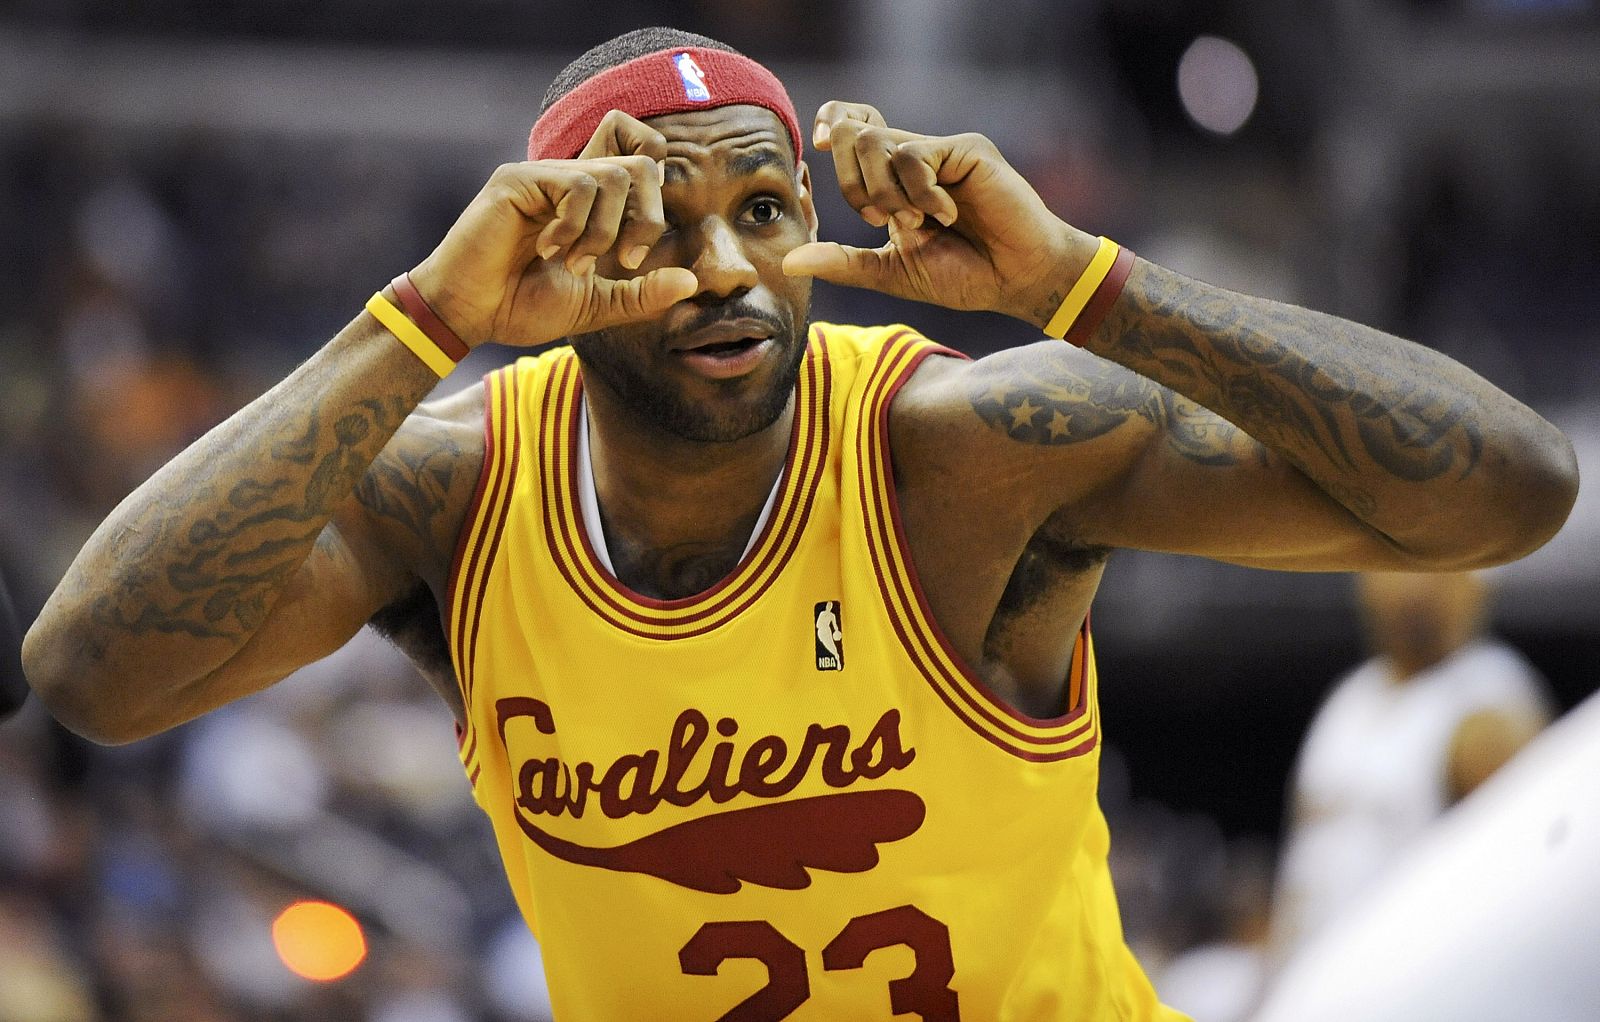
782;241;900;294
823;114;927;228
607;155;667;270
812;100;887;151
853;127;923;231
578;109;670;162
563;161;634;272
889;139;960;227
589;267;699;328
825;116;882;227
532;172;599;261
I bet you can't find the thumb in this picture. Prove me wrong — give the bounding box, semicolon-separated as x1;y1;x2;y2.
589;267;698;328
783;241;898;293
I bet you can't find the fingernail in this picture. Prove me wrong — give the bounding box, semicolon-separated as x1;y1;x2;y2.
861;205;886;227
570;254;597;275
656;160;666;185
814;124;831;146
894;210;923;231
540;244;561;261
935;210;957;227
624;245;650;269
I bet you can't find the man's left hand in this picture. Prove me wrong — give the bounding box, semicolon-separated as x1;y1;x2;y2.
783;101;1097;329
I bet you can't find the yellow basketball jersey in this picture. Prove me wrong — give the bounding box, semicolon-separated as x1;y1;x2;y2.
446;324;1190;1021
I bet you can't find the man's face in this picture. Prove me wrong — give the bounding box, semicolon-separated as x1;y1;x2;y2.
569;104;818;443
1357;571;1486;670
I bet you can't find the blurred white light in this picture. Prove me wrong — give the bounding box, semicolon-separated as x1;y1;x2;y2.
1177;35;1259;136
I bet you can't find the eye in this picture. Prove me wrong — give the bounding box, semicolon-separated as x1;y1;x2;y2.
741;198;784;226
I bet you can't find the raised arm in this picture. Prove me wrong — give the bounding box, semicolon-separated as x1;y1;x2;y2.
23;322;444;743
785;102;1577;568
24;119;699;743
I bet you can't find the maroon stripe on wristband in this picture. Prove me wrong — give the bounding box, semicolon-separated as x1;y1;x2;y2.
1063;246;1135;347
391;273;471;363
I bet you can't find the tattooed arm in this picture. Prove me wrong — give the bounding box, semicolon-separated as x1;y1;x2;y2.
1048;261;1575;567
933;340;1496;572
790;102;1579;568
21;306;477;743
24;117;708;743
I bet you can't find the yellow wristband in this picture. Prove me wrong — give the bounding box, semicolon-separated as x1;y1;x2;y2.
1043;236;1120;339
366;291;457;378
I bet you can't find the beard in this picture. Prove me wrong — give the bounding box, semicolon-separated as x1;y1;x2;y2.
569;298;809;443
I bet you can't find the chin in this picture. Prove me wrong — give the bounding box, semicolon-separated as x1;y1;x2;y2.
657;377;795;443
575;319;809;443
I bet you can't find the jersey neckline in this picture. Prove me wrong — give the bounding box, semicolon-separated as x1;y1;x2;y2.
537;330;833;639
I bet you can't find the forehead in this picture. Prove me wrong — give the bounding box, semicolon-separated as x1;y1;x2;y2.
646;104;795;172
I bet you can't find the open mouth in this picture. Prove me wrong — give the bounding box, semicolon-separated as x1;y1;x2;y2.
689;337;765;357
675;334;775;379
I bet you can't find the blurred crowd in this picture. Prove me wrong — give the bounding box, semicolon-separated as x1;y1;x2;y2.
3;1;1596;1019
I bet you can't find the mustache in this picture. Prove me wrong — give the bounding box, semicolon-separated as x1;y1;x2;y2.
663;299;790;343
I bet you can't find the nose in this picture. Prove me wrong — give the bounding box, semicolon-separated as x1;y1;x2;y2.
686;217;759;301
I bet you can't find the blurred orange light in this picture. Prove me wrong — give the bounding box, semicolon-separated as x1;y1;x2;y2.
271;900;368;982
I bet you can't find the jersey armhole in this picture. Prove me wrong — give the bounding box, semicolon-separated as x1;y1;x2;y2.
445;366;524;714
860;334;1101;762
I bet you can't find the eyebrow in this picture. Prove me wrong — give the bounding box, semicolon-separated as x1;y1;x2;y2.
729;148;789;177
663;146;790;184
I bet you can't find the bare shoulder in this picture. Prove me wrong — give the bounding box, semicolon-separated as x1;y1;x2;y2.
889;341;1187;518
351;380;487;591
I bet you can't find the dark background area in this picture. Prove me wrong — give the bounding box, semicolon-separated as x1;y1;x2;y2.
1;1;1596;1018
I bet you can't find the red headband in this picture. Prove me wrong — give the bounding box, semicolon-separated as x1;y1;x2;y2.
527;47;803;162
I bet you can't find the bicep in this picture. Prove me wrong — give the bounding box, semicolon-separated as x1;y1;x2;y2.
175;499;412;713
1095;420;1420;570
183;396;482;711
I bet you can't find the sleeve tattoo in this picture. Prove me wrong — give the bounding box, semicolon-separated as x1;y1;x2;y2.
966;355;1253;467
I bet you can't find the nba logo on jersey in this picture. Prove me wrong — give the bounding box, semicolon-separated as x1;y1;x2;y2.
814;601;843;671
673;52;710;102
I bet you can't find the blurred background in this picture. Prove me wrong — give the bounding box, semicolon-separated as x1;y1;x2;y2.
1;1;1596;1019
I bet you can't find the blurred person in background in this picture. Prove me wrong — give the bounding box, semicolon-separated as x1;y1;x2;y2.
1269;570;1554;964
19;22;1579;1022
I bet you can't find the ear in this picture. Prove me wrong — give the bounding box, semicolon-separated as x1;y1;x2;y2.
795;160;819;242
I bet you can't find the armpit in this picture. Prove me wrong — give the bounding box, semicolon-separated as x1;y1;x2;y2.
369;578;464;718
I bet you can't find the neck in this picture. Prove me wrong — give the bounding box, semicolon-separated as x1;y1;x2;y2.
583;377;793;600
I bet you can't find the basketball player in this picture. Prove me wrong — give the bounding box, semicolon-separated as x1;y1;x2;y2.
21;27;1577;1020
1270;571;1553;961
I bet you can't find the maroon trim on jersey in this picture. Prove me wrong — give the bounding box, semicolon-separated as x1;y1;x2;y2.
446;370;505;706
537;336;830;638
857;338;1098;762
463;369;523;702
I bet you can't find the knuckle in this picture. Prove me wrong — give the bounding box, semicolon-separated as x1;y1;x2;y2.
889;146;922;169
830;118;863;143
855;126;887;149
488;162;526;190
619;154;656;179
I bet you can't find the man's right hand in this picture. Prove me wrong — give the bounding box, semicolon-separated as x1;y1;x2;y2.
409;111;699;349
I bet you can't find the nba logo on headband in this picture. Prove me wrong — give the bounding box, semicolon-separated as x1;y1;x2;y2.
673;52;710;102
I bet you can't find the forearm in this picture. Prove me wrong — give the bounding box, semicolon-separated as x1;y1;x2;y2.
23;304;438;728
1075;258;1576;564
